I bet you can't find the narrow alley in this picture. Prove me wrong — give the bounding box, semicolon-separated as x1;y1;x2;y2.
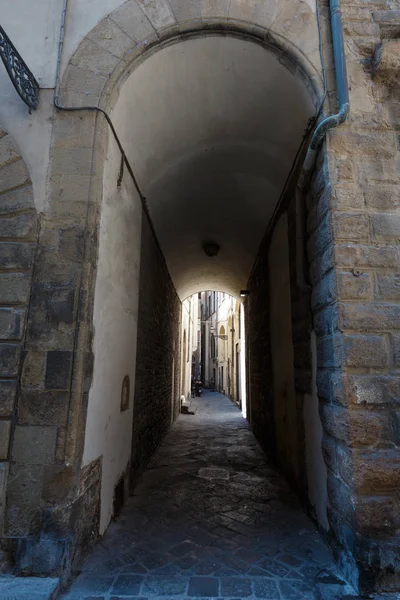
61;393;357;600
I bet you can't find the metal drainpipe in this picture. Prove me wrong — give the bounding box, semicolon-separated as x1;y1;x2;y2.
305;0;350;168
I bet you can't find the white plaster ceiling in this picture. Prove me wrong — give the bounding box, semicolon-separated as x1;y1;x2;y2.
113;36;315;299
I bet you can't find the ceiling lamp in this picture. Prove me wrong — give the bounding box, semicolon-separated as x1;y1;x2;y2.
203;241;220;257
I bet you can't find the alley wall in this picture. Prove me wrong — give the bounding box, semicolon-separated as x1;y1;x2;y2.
131;216;181;486
81;133;142;534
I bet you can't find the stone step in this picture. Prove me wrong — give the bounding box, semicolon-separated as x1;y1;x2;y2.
0;576;60;599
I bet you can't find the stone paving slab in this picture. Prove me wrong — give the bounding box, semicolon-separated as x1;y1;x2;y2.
58;393;360;600
0;575;59;599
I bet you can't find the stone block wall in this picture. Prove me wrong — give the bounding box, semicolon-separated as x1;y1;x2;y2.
246;187;312;504
131;216;181;485
0;129;37;566
305;3;400;590
245;2;400;592
307;123;400;590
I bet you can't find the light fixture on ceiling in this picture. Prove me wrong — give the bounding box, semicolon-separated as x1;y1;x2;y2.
203;241;220;257
240;290;249;297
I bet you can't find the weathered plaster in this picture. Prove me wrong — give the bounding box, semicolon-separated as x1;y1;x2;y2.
303;330;329;531
82;133;142;533
0;89;53;214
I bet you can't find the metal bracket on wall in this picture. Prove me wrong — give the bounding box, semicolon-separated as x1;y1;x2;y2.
0;25;40;110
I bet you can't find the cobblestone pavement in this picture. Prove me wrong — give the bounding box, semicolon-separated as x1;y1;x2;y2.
60;392;359;600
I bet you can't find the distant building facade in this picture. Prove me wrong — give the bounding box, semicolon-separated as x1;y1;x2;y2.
199;292;244;408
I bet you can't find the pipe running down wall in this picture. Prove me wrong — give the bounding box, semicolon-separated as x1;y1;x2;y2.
311;0;350;150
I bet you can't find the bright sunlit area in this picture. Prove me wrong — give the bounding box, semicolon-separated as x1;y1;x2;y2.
180;291;247;418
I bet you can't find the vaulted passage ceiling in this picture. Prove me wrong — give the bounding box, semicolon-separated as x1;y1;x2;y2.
112;36;316;299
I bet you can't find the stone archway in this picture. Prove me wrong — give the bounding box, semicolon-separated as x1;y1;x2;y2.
4;1;400;595
2;3;325;579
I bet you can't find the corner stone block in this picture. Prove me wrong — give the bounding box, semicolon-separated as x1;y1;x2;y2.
109;1;156;43
327;472;354;523
0;160;30;194
86;17;134;58
333;213;369;242
355;495;400;534
335;185;365;210
136;0;176;29
309;245;335;286
0;213;37;241
335;243;399;269
376;273;400;300
45;351;72;390
364;184;400;210
393;334;400;367
12;426;57;465
337;272;372;300
21;350;46;388
329;132;397;160
252;0;283;29
0;461;9;531
317;333;344;369
342;373;400;408
307;212;334;262
311;269;337;312
0;308;25;340
372;39;400;87
0;135;21;168
229;0;258;21
0;420;11;459
313;303;339;337
0;242;34;271
70;38;120;76
307;188;332;235
0;273;31;305
62;65;107;98
0;343;22;377
58;227;84;263
0;379;17;416
320;404;389;448
169;0;200;22
340;303;400;333
199;0;231;18
371;214;400;242
343;334;389;368
51;148;94;177
0;186;34;215
322;433;338;475
339;447;400;493
18;391;69;426
5;463;44;536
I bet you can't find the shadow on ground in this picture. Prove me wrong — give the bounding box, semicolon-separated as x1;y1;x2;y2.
60;392;360;600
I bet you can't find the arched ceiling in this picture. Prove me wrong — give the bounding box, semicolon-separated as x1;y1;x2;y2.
112;36;316;299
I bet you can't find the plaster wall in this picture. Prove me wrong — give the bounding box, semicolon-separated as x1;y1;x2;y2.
239;305;247;419
0;0;127;213
82;133;142;534
303;330;329;530
181;298;192;400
